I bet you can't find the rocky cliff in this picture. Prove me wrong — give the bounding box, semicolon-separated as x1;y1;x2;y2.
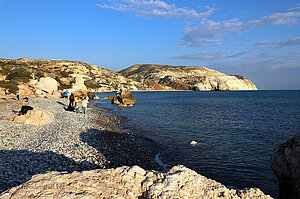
0;58;257;94
0;165;271;198
119;64;257;91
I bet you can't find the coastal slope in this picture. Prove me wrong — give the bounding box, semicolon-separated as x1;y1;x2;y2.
119;64;258;91
1;58;257;94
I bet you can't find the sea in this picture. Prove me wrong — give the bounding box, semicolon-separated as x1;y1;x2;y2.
92;90;300;198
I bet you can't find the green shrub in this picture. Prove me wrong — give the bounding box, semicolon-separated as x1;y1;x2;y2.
84;79;100;89
0;80;18;94
5;68;31;83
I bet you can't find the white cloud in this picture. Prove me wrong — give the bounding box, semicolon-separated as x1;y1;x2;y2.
254;36;300;48
172;50;229;60
97;0;215;19
181;12;300;47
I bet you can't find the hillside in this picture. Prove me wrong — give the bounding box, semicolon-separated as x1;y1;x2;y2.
0;58;147;94
119;64;258;91
0;58;257;94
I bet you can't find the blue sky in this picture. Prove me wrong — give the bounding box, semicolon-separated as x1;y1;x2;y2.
0;0;299;89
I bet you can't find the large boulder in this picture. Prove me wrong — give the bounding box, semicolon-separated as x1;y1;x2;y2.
36;77;58;93
8;108;54;125
270;132;300;199
111;89;135;106
0;165;272;199
71;76;88;92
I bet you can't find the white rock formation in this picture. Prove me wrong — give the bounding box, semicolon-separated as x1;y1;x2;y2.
36;77;58;93
1;165;272;198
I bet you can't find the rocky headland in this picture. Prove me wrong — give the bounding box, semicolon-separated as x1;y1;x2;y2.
119;64;257;91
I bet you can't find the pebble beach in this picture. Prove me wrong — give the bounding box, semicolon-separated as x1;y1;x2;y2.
0;96;160;193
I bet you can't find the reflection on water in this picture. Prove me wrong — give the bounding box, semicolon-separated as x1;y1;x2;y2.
93;90;300;198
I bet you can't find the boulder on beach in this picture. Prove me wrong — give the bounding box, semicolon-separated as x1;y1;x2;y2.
8;108;54;125
36;77;58;93
111;89;135;106
0;165;272;199
270;132;300;199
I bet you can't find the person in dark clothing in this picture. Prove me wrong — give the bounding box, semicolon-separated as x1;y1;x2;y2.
69;93;75;106
20;97;33;115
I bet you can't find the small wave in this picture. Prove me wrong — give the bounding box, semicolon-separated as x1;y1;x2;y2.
155;153;168;171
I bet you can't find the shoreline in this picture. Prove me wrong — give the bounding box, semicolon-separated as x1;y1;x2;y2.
0;96;161;193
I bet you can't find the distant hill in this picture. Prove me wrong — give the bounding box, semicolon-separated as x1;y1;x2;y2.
0;58;257;94
119;64;257;91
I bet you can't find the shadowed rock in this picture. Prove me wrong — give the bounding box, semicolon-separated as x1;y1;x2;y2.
270;132;300;199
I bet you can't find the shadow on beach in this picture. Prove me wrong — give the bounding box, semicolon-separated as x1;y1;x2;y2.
0;150;98;193
80;128;162;171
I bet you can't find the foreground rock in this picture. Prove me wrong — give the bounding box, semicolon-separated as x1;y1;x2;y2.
8;108;54;125
0;165;272;199
270;132;300;199
111;89;135;106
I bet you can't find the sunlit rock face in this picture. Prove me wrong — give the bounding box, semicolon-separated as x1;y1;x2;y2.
119;64;258;91
1;165;272;199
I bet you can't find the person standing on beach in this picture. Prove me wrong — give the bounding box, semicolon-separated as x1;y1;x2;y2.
16;90;20;100
69;93;75;106
81;97;89;116
5;89;9;100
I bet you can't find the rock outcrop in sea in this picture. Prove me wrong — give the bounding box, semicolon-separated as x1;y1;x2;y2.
111;89;136;106
270;132;300;199
1;165;272;199
119;64;258;91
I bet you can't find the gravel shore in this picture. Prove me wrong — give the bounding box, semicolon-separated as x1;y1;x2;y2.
0;96;160;193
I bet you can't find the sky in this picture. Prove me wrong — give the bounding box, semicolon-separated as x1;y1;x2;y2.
0;0;300;90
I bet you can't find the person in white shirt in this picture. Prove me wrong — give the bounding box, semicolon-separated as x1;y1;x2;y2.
81;97;89;116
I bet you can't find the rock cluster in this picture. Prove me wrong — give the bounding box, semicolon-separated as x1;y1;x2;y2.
111;89;136;106
1;165;272;199
270;132;300;199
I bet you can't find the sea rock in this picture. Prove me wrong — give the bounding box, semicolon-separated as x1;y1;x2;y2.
111;89;135;106
8;108;54;125
270;132;300;199
36;77;58;93
0;165;272;199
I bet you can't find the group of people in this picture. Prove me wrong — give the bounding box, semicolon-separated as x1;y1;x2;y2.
4;89;20;101
67;93;89;116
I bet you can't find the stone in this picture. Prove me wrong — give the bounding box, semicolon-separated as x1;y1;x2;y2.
71;76;88;92
36;77;58;93
270;132;300;199
8;108;54;125
17;84;35;95
0;165;272;199
111;89;135;106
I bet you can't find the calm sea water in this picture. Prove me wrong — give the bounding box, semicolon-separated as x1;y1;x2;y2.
93;91;300;197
